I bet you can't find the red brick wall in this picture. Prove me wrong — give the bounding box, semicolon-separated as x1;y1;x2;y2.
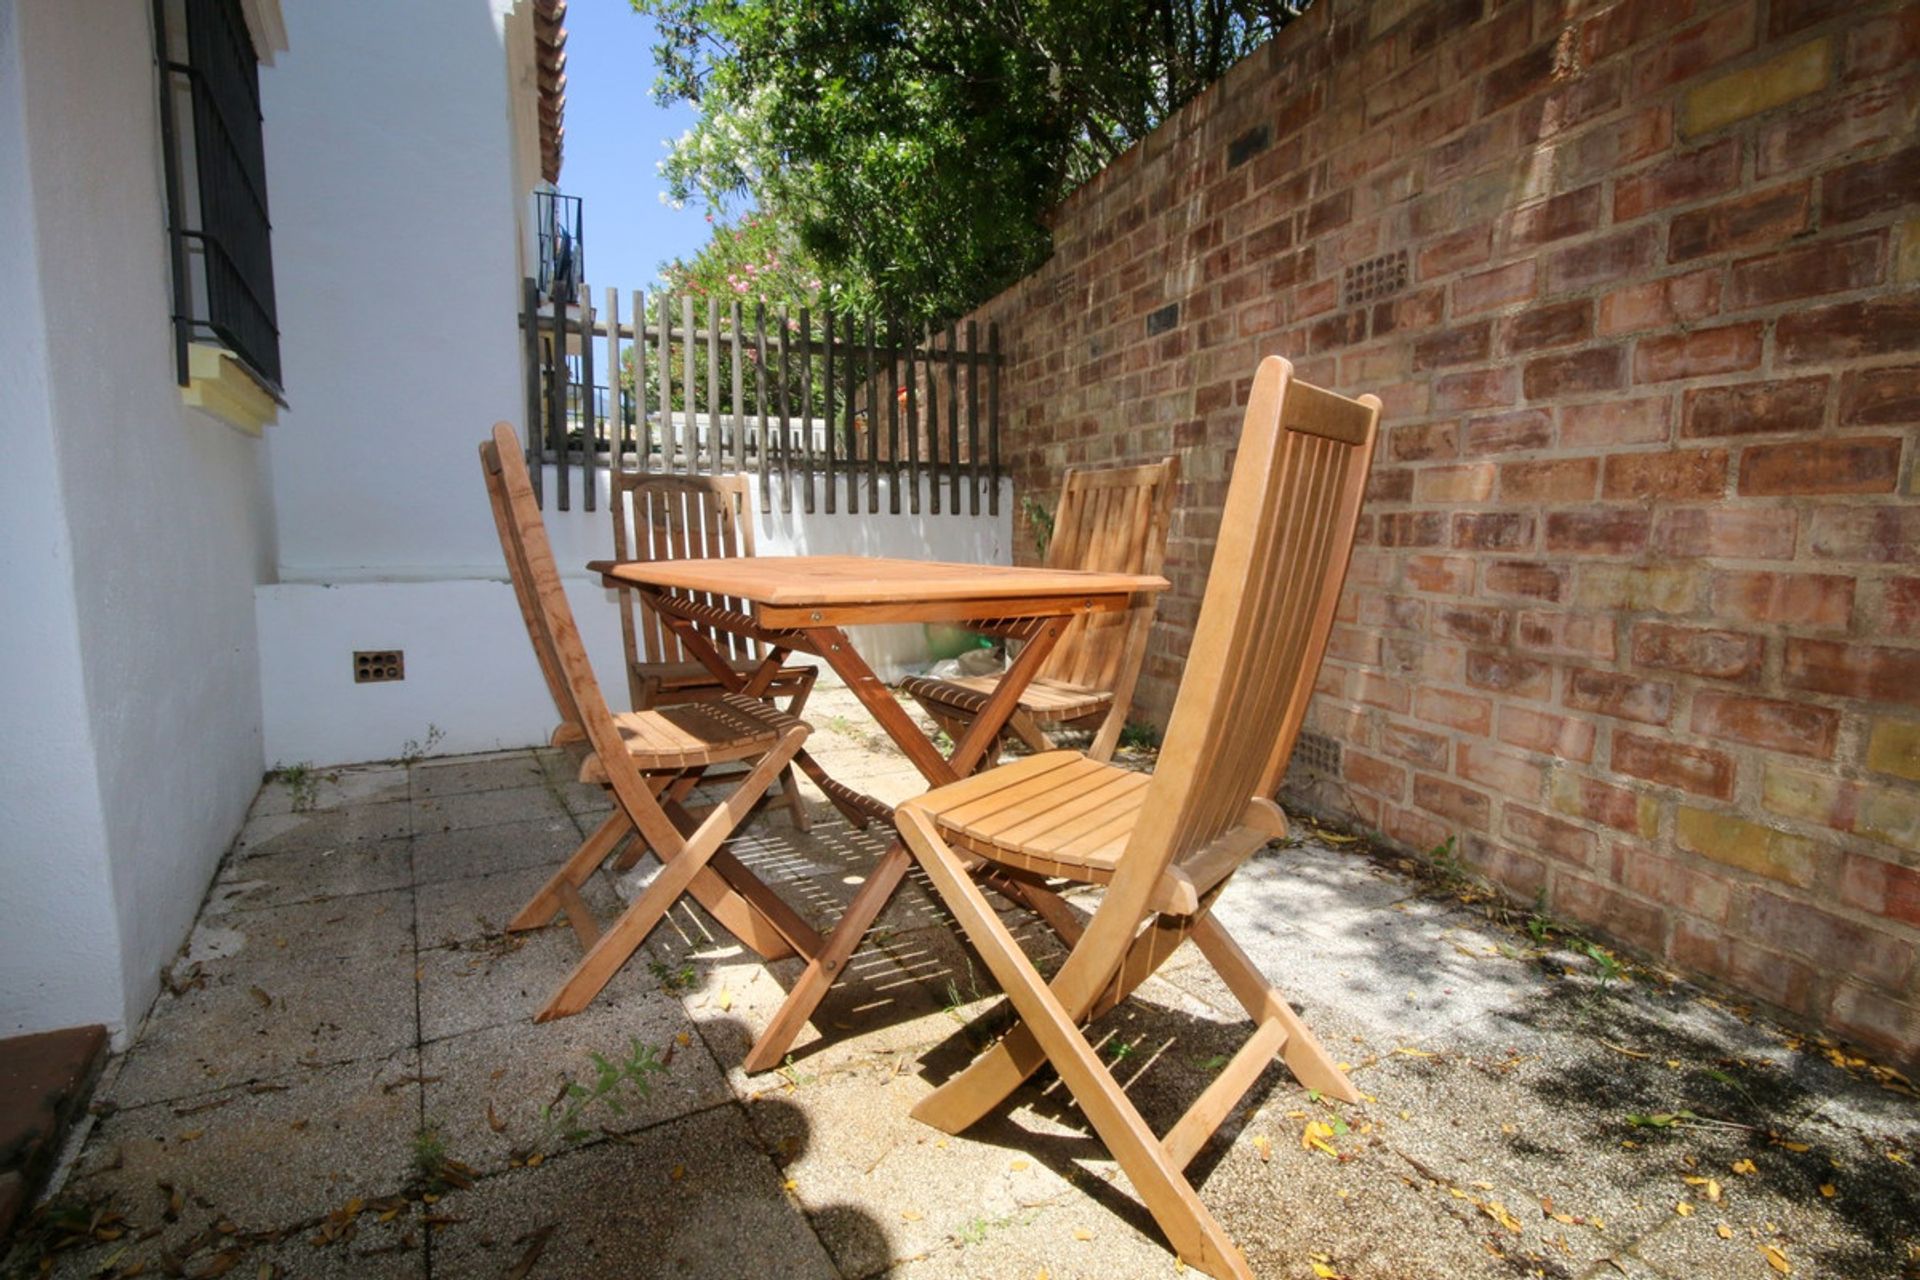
973;0;1920;1062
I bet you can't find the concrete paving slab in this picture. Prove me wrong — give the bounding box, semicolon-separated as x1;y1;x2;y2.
427;1105;841;1279
235;799;413;860
408;782;568;837
249;764;411;818
414;861;614;950
409;751;547;799
420;991;731;1175
63;1047;422;1264
211;836;414;913
410;812;583;890
415;907;652;1045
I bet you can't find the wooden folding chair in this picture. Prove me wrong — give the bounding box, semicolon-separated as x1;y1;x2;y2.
612;470;817;828
900;457;1177;762
893;359;1380;1280
480;424;821;1020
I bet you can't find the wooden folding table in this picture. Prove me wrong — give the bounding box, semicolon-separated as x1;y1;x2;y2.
589;554;1168;1072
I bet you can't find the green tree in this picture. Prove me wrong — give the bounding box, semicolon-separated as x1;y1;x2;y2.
634;0;1308;324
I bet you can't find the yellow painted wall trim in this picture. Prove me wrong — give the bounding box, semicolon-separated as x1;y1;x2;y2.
181;343;278;436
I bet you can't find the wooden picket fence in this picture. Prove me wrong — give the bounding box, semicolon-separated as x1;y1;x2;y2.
520;278;1002;517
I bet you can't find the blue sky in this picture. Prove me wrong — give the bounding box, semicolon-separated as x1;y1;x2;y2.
559;0;720;289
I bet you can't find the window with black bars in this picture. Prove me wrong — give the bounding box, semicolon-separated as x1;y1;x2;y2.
155;0;282;395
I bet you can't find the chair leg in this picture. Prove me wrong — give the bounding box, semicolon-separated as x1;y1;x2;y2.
1190;915;1358;1104
509;810;634;931
539;729;806;1020
897;806;1252;1280
779;763;812;831
1005;709;1054;754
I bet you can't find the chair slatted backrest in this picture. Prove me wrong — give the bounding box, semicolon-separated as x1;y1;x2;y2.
1038;458;1179;691
481;425;685;854
611;471;760;668
1112;360;1379;902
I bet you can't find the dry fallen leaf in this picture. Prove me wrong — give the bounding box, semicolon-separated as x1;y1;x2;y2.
487;1102;507;1134
669;1164;686;1181
901;1209;923;1222
1674;1201;1694;1217
249;985;273;1009
1716;1223;1733;1240
1009;1159;1029;1172
1762;1243;1791;1274
1251;1134;1272;1162
1483;1200;1523;1233
717;989;733;1012
1073;1227;1093;1241
1818;1183;1836;1198
1731;1159;1758;1176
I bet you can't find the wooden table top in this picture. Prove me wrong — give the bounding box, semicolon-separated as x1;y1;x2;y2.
589;555;1168;627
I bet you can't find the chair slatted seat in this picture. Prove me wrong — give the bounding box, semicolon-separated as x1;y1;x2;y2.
894;359;1381;1280
900;457;1176;761
612;470;817;827
480;424;818;1021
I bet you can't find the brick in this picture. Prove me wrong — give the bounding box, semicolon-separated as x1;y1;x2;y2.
1840;366;1920;427
1500;705;1596;762
1565;668;1673;725
1682;376;1827;439
1634;6;1757;97
1859;785;1920;854
1506;301;1593;354
1420;225;1493;279
1356;671;1413;713
1777;295;1920;364
1506;805;1599;868
1824;145;1920;226
1502;457;1598;503
1552;770;1659;836
1653;509;1797;560
1507;186;1603;249
1554;875;1669;954
1758;760;1848;829
1518;608;1619;659
1371;285;1445;337
1682;37;1830;137
1726;233;1885;310
1748;891;1911;987
1432;367;1516;410
1484;559;1567;602
1481;40;1572;116
1345;750;1410;799
1785;638;1920;707
1452;260;1537;315
1367;467;1415;503
1618;845;1732;924
1846;6;1920;79
1840;851;1920;926
1633;324;1763;382
1414;463;1496;502
1827;984;1920;1066
1413;322;1493;369
1403;554;1476;593
1378;512;1449;547
1580;0;1697;65
1708;571;1853;629
1769;0;1848;38
1613;730;1736;799
1602;448;1728;500
1884;578;1920;633
1574;564;1697;614
1390;422;1459;462
1597;268;1722;336
1413;772;1492;830
1759;79;1915;179
1458;742;1547;797
1668;919;1819;1018
1452;511;1535;550
1809;508;1920;564
1674;806;1817;886
1868;719;1920;782
1383;804;1450;855
1434;604;1510;645
1380;721;1451;769
1546;226;1658;293
1416;686;1493;736
1545;508;1651;555
1561;397;1671;448
1466;649;1552;700
1308;309;1370;352
1612;139;1740;221
1669;182;1812;262
1464;410;1552;455
1525;346;1626;398
1630;621;1762;682
1738;437;1902;496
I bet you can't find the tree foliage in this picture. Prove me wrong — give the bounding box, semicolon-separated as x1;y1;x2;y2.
634;0;1309;324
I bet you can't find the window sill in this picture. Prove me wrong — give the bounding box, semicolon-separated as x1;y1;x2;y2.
181;343;279;436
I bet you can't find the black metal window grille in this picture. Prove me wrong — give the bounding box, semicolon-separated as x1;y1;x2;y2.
536;191;583;305
155;0;282;395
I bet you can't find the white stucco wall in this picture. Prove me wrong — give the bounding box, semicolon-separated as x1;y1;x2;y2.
257;471;1012;766
262;0;530;580
1;0;275;1040
0;0;128;1039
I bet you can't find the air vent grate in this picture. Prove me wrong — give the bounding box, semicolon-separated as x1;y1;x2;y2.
354;650;405;683
1342;250;1408;307
1291;729;1343;776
